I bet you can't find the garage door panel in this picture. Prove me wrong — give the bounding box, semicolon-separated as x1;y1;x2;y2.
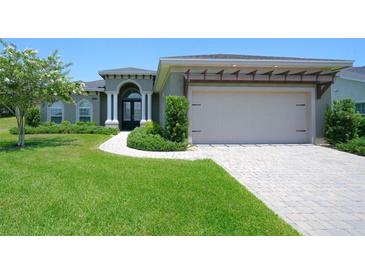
191;90;310;144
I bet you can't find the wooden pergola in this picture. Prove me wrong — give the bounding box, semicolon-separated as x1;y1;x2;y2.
183;68;342;99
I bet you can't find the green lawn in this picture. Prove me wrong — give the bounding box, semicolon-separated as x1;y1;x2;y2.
0;117;299;235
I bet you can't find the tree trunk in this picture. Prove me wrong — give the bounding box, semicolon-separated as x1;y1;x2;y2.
15;107;25;147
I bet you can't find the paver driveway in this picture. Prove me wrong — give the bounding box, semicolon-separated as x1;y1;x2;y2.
101;133;365;236
201;144;365;236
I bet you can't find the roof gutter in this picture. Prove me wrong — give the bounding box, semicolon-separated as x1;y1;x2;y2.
158;58;354;68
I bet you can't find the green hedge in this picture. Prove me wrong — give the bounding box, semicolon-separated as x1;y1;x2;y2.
127;123;187;152
25;107;41;127
336;137;365;156
325;99;362;145
359;117;365;137
165;96;189;143
9;121;119;135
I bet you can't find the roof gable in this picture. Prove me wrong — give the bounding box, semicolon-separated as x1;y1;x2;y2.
337;66;365;82
82;80;105;91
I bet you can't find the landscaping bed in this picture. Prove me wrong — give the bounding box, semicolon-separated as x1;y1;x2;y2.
336;137;365;156
127;96;189;152
9;121;118;135
127;126;187;151
127;122;187;151
325;99;365;156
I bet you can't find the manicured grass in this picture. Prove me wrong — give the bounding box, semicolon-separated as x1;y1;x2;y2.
0;118;299;235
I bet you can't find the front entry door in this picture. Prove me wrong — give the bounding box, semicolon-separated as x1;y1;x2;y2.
122;100;142;130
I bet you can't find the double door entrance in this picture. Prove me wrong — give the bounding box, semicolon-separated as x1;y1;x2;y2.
121;90;142;130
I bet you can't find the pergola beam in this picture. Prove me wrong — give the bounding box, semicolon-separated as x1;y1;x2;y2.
182;68;339;99
201;69;208;80
184;69;191;80
261;70;274;80
246;70;257;80
216;69;224;80
306;71;323;81
231;70;240;80
290;70;307;81
275;70;290;81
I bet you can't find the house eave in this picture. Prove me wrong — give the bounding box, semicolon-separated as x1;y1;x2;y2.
154;58;354;93
158;58;354;68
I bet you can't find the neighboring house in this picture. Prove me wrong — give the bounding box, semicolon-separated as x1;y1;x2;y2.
330;66;365;115
40;54;354;144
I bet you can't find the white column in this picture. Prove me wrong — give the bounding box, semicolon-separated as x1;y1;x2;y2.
112;92;119;125
106;92;112;124
140;91;146;126
147;91;152;121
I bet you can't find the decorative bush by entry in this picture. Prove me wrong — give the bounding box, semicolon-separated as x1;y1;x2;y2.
336;137;365;156
127;122;187;151
359;117;365;137
25;107;41;127
165;96;189;143
325;99;362;145
9;120;119;135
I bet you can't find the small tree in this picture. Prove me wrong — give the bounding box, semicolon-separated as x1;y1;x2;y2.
0;40;84;146
325;99;362;145
165;96;189;143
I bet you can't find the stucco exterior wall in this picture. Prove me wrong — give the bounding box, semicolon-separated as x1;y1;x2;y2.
331;78;365;102
41;92;100;124
316;88;331;137
152;93;159;123
105;77;154;92
315;78;365;137
159;72;185;127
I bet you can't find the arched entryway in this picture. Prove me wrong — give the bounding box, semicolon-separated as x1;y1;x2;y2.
104;78;153;130
120;85;142;130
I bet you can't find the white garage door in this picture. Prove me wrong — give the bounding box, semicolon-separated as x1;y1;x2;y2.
191;90;310;144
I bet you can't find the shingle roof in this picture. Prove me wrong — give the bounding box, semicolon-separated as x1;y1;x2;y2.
82;80;105;92
98;67;156;76
337;66;365;81
162;54;349;62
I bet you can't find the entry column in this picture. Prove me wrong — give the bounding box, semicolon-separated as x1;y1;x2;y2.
146;91;153;122
105;91;112;126
112;91;119;127
140;91;146;126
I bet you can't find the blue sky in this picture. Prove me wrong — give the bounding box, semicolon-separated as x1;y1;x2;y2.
5;38;365;81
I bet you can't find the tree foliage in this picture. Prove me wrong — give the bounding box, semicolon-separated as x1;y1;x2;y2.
0;40;84;146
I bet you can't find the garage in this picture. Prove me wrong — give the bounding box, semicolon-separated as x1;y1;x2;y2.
190;87;313;144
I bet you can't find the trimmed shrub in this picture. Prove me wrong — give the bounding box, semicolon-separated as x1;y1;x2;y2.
165;96;189;143
325;99;362;145
359;117;365;137
9;121;118;135
336;137;365;156
127;125;187;152
145;120;164;136
25;107;41;127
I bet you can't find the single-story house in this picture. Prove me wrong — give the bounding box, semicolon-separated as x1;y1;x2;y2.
40;54;354;144
330;66;365;115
